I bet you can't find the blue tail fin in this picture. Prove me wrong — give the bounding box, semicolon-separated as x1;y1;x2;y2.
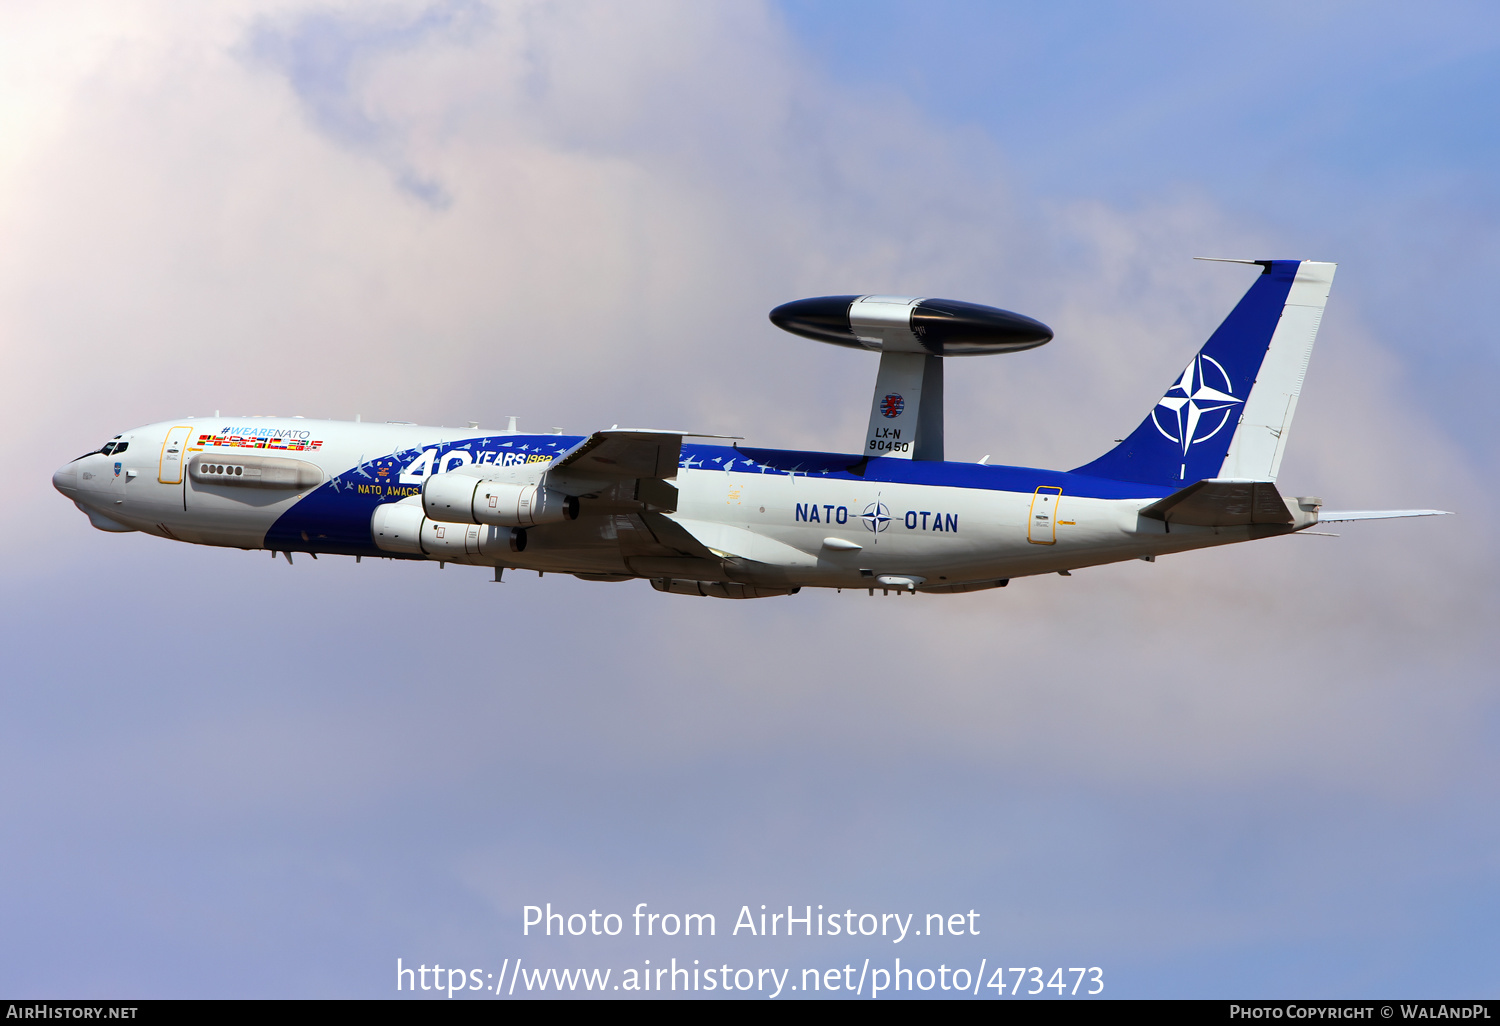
1072;259;1335;487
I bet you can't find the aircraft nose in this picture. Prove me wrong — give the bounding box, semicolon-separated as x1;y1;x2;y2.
52;462;78;498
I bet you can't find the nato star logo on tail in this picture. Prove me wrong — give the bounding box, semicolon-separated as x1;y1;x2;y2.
1151;354;1242;454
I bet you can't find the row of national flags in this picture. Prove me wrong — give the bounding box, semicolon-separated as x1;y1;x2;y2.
196;433;323;452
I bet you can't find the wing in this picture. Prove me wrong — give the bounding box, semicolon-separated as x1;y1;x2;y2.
668;517;819;568
552;429;688;481
547;428;740;514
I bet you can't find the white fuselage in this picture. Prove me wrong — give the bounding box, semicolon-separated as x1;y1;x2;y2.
54;417;1302;592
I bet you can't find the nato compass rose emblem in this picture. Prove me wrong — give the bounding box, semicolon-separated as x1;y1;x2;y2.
861;501;891;532
880;393;905;418
1151;354;1242;455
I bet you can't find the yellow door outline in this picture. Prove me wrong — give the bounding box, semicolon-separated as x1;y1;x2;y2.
1028;486;1062;545
158;425;193;484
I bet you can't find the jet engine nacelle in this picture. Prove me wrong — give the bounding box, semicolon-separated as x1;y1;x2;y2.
371;501;527;559
421;471;578;527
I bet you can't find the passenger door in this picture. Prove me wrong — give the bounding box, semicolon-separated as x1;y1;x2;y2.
157;426;193;484
1028;486;1062;545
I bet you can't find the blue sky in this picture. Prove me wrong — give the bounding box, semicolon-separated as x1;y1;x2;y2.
1;0;1495;999
780;0;1500;461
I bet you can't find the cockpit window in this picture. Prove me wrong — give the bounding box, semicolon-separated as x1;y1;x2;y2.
76;439;129;461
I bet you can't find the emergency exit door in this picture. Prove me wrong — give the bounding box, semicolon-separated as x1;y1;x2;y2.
1028;486;1062;544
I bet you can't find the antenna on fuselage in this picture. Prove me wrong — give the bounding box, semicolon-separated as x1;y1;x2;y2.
767;295;1052;461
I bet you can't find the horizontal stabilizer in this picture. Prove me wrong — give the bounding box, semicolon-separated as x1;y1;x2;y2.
1139;479;1293;527
1317;509;1453;522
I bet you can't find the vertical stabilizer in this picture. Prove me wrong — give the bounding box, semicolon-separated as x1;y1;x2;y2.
1072;260;1336;486
1218;261;1335;479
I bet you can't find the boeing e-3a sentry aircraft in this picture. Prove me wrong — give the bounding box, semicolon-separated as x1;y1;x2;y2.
53;259;1449;598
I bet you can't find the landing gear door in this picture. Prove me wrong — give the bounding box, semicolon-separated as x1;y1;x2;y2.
158;426;193;484
1028;486;1062;545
